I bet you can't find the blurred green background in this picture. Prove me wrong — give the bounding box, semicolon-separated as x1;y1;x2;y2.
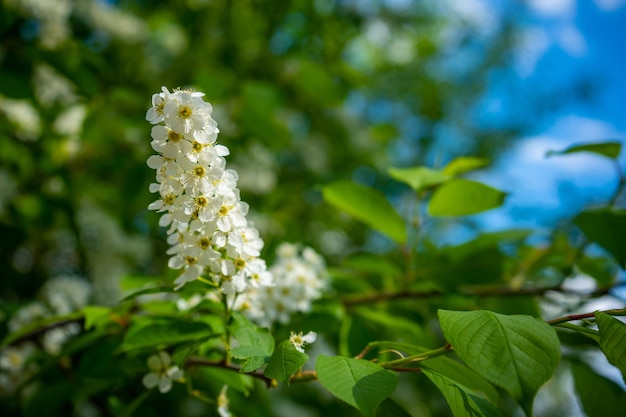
0;0;530;305
2;1;626;417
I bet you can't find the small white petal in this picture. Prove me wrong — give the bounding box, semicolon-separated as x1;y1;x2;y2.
142;372;159;389
158;375;172;393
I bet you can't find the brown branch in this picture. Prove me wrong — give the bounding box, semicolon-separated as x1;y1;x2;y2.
546;307;626;326
341;284;615;307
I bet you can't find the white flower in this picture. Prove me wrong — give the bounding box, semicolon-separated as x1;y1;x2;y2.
142;351;184;393
289;331;317;353
217;385;231;417
146;87;271;296
42;322;82;355
239;243;327;327
0;97;41;140
0;344;35;373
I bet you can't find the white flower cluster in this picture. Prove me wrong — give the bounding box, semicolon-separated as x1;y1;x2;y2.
146;87;272;293
240;243;328;327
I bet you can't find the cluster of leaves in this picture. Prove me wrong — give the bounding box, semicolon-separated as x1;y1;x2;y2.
1;141;625;417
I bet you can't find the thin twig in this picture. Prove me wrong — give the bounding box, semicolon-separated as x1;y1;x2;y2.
184;357;274;388
341;284;615;307
546;307;626;326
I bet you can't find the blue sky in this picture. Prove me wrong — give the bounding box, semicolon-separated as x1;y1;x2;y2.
473;0;626;230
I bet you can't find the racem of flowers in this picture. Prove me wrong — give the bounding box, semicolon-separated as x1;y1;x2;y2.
146;87;272;293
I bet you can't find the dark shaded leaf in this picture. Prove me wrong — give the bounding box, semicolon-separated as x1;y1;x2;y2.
574;208;626;267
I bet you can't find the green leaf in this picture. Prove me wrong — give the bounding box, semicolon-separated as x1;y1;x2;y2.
571;360;626;417
576;255;618;286
355;309;430;345
263;341;308;384
322;181;407;243
547;141;622;159
199;367;255;396
119;318;216;352
82;306;111;330
442;157;490;177
553;322;600;343
438;310;560;416
231;313;274;372
375;398;413;417
574;208;626;267
316;355;397;417
423;369;504;417
372;341;498;402
595;312;626;383
118;390;152;417
388;166;450;192
428;179;506;216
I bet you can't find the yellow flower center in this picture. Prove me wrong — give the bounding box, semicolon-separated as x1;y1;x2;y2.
192;141;203;152
193;166;206;177
195;195;208;208
198;237;211;249
168;130;182;142
163;194;175;205
178;105;192;119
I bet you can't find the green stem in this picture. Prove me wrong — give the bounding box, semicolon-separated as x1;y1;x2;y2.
553;322;600;338
221;293;233;365
378;343;453;369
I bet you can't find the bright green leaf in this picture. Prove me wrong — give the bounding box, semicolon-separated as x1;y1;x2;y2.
574;208;626;267
120;318;216;352
571;360;626;417
595;312;626;383
263;341;308;384
388;166;449;192
322;181;406;243
230;313;274;371
82;306;111;330
547;141;622;159
316;355;397;417
428;179;506;216
423;369;504;417
438;310;560;416
442;157;490;177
